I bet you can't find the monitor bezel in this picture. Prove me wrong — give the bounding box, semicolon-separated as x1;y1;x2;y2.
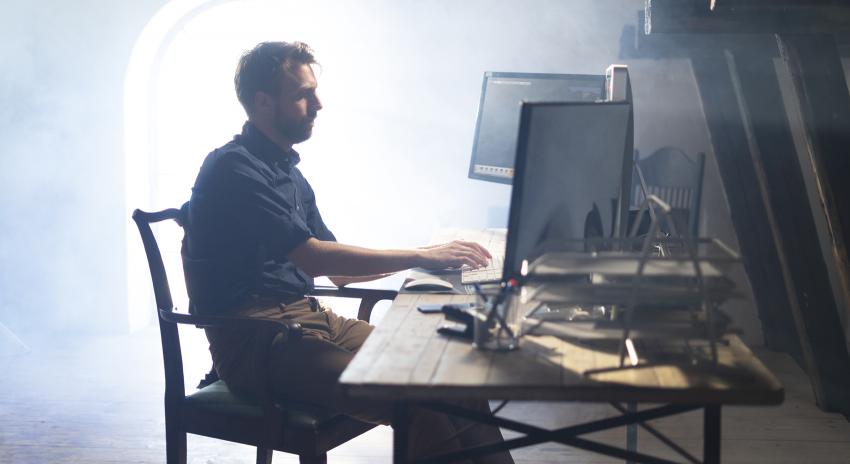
468;71;607;185
501;100;634;283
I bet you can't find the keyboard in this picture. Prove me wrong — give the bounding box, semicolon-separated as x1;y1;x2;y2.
431;228;506;284
461;255;504;284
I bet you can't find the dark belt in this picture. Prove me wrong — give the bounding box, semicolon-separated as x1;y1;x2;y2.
242;293;310;312
273;296;322;312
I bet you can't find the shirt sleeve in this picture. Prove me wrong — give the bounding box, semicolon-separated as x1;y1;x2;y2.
199;151;313;258
301;176;337;243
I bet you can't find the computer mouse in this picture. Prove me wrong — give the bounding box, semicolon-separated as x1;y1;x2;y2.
403;277;455;292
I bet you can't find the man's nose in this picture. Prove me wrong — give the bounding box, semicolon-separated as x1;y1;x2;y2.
311;94;323;112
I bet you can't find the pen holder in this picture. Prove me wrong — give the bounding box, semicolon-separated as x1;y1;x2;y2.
472;307;493;347
472;296;519;351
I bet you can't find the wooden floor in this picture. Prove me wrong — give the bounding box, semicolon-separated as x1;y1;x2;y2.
3;319;850;463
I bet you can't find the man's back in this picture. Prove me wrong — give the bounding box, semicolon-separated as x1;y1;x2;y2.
183;122;336;314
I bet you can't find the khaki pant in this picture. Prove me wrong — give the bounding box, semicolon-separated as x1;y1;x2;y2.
206;298;514;464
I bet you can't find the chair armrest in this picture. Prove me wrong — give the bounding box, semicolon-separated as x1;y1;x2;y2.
309;285;398;300
308;286;398;322
158;308;303;341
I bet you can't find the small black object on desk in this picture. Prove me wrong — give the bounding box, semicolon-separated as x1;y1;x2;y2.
437;304;476;339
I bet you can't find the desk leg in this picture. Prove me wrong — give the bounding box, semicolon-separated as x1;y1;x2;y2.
393;402;409;464
626;402;637;464
703;406;721;464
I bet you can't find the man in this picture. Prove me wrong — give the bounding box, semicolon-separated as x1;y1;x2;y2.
183;41;514;463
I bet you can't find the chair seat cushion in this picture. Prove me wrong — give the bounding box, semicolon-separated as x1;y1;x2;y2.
185;380;341;430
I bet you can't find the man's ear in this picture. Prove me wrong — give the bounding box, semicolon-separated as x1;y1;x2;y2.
253;91;274;117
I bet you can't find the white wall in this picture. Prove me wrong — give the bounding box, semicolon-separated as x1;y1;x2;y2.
0;0;168;333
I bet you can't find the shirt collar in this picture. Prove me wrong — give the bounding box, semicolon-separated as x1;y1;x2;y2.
237;121;301;170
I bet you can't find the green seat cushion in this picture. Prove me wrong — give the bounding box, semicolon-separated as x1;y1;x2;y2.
184;380;341;430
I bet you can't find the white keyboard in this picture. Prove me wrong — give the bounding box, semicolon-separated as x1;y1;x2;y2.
461;255;504;284
431;228;506;284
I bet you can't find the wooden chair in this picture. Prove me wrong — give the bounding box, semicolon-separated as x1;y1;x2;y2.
631;147;706;237
132;207;397;464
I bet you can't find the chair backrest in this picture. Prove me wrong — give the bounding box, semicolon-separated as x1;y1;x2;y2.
632;147;706;237
132;207;187;401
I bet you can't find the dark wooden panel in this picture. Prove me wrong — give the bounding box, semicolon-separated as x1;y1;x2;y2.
778;34;850;313
689;50;803;357
774;33;850;413
728;38;850;414
645;0;850;34
622;12;781;61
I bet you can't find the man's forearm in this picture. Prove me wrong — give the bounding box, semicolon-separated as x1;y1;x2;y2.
289;238;425;277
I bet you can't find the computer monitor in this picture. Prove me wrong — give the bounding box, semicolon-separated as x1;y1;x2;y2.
502;101;634;281
468;72;606;185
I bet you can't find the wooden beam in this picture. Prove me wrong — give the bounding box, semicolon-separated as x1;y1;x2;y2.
689;48;803;359
775;33;850;412
711;0;846;7
713;0;849;6
645;0;850;34
622;11;781;60
726;38;850;415
777;34;850;314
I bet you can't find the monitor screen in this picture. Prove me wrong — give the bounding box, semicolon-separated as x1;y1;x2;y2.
503;101;633;280
468;72;606;184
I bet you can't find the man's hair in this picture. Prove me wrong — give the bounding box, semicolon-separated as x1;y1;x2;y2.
234;41;317;114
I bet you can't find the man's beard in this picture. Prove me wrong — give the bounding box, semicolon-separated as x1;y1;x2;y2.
275;110;315;145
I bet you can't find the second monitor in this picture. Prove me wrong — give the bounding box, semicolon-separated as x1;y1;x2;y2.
468;72;606;184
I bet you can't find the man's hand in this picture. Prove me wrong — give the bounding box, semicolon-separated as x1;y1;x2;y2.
418;240;491;270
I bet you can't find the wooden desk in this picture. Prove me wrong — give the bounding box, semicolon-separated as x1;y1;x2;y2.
339;293;784;463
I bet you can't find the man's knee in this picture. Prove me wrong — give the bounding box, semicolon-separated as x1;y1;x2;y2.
269;336;355;388
324;309;374;353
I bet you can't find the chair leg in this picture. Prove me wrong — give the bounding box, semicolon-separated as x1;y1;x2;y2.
165;422;187;464
298;453;327;464
256;447;273;464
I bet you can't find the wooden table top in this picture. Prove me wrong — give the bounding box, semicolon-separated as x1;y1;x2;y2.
339;293;784;405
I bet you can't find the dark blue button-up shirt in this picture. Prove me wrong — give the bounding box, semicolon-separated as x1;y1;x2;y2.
182;122;336;314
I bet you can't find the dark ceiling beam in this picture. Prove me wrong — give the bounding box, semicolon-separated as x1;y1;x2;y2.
645;0;850;34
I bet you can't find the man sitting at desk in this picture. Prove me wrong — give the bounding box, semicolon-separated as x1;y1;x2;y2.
182;41;514;463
